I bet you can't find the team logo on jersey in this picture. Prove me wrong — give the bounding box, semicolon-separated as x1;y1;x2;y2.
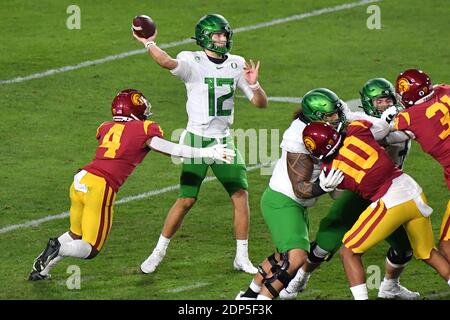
195;56;201;62
397;78;410;94
131;93;143;106
304;136;316;152
231;62;237;69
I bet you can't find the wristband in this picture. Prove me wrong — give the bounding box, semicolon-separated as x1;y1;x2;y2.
145;41;156;49
248;81;260;91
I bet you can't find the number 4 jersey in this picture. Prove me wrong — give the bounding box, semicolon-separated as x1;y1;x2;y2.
394;84;450;189
170;51;255;138
83;120;164;191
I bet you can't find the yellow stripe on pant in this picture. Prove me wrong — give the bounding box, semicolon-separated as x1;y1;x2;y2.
343;194;435;260
439;199;450;241
69;172;117;251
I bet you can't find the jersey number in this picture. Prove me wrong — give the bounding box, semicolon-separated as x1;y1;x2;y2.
99;124;125;158
204;77;234;116
332;136;379;183
426;94;450;140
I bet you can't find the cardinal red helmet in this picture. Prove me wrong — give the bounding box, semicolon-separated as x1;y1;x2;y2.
303;122;342;159
111;89;152;121
395;69;433;107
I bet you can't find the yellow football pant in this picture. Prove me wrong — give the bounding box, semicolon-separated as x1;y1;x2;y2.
69;172;116;251
343;194;435;260
439;199;450;241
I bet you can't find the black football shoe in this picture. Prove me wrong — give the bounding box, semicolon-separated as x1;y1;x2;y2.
32;238;61;273
28;270;51;281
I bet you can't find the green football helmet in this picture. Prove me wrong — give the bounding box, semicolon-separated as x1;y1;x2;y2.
192;14;233;55
301;88;346;128
360;78;399;117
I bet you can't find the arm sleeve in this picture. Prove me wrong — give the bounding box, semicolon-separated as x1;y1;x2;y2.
369;117;390;141
149;136;206;158
384;131;411;144
169;51;193;82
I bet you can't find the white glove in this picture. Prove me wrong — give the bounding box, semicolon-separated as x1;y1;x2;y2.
200;144;236;164
319;168;344;192
381;106;398;124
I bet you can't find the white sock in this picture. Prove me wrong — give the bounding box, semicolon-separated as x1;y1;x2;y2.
350;283;368;300
447;279;450;287
59;240;92;258
257;294;272;300
40;232;74;276
155;234;171;253
236;239;249;258
249;280;262;293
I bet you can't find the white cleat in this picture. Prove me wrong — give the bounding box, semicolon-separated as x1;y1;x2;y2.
140;249;165;274
378;281;420;300
233;257;258;274
235;291;256;300
279;270;311;300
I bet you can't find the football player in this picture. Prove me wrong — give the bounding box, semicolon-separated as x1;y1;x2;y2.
302;121;450;300
235;89;346;300
281;78;419;300
28;89;234;280
392;69;450;261
133;14;267;274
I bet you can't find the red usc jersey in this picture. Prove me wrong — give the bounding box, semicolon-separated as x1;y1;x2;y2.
322;120;402;201
394;84;450;189
83;120;164;191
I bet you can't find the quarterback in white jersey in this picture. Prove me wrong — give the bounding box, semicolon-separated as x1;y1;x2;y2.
133;14;268;275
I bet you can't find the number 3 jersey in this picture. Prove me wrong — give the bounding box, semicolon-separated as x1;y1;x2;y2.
83;120;164;191
394;84;450;189
171;51;255;138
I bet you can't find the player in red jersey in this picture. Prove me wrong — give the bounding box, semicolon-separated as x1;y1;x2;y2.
303;121;450;299
28;89;235;280
391;69;450;261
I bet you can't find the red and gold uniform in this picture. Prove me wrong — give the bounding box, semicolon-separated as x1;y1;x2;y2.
69;120;163;251
394;84;450;241
323;120;435;259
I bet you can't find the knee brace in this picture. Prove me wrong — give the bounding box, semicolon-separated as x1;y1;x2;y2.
386;247;413;268
307;241;334;264
262;252;293;298
257;253;279;278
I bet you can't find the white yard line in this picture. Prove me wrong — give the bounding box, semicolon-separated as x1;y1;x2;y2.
0;163;270;235
0;0;381;85
166;282;210;293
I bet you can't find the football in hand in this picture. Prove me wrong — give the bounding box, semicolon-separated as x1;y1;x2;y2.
132;15;156;38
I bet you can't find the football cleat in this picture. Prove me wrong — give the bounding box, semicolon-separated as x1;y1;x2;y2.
279;270;311;300
235;291;256;300
32;238;61;273
28;270;51;281
233;257;258;274
140;249;165;274
378;281;420;300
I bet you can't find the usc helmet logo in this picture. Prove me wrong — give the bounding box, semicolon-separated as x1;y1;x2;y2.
131;93;144;106
397;78;410;94
304;136;316;152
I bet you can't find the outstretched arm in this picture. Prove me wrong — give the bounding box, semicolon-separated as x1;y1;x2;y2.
244;60;268;108
146;136;235;163
133;31;178;70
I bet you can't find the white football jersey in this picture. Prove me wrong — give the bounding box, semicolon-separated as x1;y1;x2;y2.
348;111;411;168
171;51;255;138
269;119;321;207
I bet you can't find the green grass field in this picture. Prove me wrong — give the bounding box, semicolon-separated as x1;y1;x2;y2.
1;0;449;300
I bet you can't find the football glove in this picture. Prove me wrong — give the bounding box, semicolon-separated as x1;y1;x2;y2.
381;106;398;124
319;168;344;192
201;144;236;164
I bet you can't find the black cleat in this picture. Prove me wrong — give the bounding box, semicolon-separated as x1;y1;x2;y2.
32;238;61;273
28;270;51;281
